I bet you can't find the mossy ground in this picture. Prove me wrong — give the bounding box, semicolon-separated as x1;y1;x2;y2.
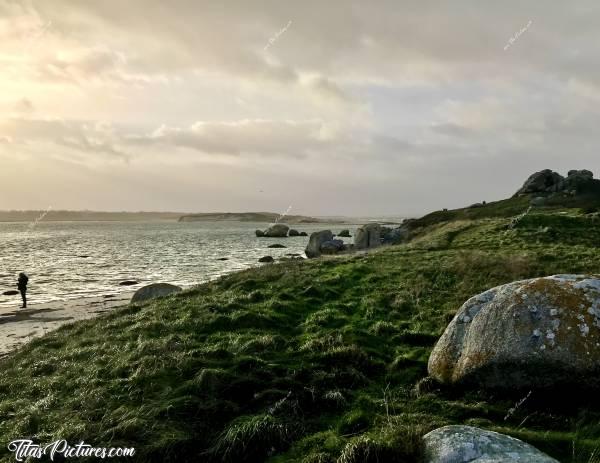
1;208;600;462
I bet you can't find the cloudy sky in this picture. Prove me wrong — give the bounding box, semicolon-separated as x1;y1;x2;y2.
1;1;599;216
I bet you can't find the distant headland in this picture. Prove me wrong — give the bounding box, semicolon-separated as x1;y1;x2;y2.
178;212;337;223
0;210;342;223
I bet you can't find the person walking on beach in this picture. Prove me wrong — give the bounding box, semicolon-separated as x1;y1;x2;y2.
17;273;28;308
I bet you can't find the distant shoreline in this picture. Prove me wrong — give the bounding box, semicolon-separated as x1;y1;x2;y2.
0;211;389;224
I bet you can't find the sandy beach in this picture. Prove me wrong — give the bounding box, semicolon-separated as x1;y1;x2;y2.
0;292;133;358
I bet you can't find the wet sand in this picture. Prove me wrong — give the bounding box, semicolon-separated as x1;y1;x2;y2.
0;292;133;358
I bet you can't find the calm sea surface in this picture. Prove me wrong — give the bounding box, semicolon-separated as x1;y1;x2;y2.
0;221;358;307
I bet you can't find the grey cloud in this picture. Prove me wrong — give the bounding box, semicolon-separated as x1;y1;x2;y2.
3;1;600;214
0;118;128;159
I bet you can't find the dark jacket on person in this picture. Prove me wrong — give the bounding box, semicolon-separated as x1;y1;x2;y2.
17;274;28;292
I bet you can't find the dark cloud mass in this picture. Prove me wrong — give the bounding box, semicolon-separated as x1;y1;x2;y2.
0;0;599;214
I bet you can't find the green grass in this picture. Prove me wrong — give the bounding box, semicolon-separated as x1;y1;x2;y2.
2;208;600;462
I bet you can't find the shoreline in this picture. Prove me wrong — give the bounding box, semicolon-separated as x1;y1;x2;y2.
0;292;133;358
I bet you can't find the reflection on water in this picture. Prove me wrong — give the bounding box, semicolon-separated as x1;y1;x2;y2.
0;221;353;307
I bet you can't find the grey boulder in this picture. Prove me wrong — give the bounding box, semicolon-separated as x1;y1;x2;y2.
255;229;265;237
338;229;351;237
514;169;597;196
258;255;274;263
354;224;381;249
423;425;558;463
263;224;290;237
561;169;595;193
514;169;564;196
131;283;182;303
382;226;410;244
305;230;334;258
288;229;300;237
320;239;345;255
429;274;600;389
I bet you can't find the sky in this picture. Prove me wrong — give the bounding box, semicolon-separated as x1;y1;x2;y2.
1;0;600;216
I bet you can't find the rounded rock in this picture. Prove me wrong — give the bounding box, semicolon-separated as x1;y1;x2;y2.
131;283;182;303
423;425;558;463
428;274;600;389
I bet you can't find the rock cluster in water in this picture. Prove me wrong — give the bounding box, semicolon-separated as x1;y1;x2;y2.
305;230;336;258
256;224;307;237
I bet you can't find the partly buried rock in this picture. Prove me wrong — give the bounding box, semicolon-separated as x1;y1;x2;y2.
338;229;351;237
305;230;334;258
429;275;600;389
131;283;182;303
423;425;558;463
258;255;274;263
119;280;139;286
354;223;381;249
2;290;19;296
255;229;265;237
263;224;290;237
268;243;286;248
320;239;345;255
288;229;300;237
299;231;308;236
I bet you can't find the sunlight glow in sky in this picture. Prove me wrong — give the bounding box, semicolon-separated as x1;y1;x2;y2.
1;1;599;215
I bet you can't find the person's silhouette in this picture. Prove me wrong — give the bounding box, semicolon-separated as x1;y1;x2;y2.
17;273;28;309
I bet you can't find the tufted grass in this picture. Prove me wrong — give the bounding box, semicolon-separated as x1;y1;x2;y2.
1;206;600;461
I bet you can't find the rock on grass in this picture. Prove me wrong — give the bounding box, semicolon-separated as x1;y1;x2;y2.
429;275;600;390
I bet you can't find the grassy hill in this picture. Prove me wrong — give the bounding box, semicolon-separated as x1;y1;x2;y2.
2;200;600;461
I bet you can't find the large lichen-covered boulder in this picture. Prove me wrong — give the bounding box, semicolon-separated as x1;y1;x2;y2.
305;230;333;258
354;223;381;249
263;223;290;237
428;275;600;389
423;425;558;463
131;283;182;304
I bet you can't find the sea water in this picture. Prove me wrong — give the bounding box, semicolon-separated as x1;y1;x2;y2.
0;221;355;307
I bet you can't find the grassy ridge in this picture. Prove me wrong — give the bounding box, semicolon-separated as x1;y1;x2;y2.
1;210;600;461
